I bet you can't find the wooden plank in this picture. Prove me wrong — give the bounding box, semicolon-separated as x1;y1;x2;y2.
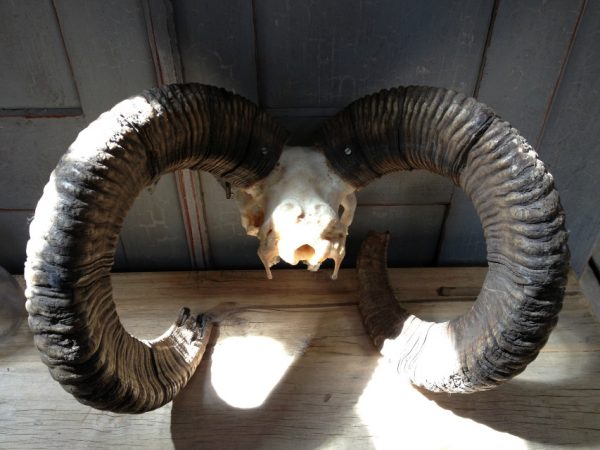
357;171;453;206
173;0;258;100
2;269;599;448
537;0;600;275
0;211;32;274
439;0;584;267
255;0;494;108
0;116;86;209
346;205;446;267
477;0;584;143
53;0;191;270
437;189;487;265
120;176;191;271
53;0;157;118
0;0;80;110
199;173;261;269
171;0;262;268
144;0;211;268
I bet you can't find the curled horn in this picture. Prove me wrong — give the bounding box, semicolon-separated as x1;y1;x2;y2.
317;86;569;392
25;84;288;412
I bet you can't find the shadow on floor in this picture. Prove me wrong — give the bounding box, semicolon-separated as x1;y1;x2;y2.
170;316;377;450
424;366;600;446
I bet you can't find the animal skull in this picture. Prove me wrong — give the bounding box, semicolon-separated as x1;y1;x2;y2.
235;146;357;280
24;83;569;413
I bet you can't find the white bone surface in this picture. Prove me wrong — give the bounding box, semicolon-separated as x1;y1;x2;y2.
235;146;357;279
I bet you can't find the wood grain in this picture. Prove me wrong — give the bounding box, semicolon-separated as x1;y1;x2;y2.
1;268;598;449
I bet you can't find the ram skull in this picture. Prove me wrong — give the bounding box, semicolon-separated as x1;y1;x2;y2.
25;83;569;413
235;146;356;279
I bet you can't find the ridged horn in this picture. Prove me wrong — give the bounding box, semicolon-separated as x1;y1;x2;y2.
317;86;569;392
25;83;288;412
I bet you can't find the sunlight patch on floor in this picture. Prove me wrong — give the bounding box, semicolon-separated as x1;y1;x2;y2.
210;335;295;409
356;359;528;450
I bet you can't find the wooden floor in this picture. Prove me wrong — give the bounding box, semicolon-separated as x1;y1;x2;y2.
1;268;599;449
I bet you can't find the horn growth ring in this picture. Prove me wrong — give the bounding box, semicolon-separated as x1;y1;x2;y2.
319;86;569;392
25;84;287;412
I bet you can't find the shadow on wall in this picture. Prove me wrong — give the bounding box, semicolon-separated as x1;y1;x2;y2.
0;213;32;274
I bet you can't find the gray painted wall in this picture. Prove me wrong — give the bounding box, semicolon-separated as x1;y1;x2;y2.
1;0;598;277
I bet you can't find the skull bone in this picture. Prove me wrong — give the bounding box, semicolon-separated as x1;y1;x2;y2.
235;146;357;279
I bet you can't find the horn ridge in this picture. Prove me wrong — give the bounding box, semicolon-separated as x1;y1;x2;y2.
26;83;287;412
329;86;569;392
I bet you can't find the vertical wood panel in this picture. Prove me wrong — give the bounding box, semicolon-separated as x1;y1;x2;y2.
172;0;262;268
120;176;191;270
357;171;452;206
477;0;583;143
53;0;191;270
0;0;79;110
53;0;157;118
537;0;600;275
255;0;494;108
144;0;212;268
0;117;86;209
438;0;584;266
347;205;447;267
200;174;261;269
173;0;258;100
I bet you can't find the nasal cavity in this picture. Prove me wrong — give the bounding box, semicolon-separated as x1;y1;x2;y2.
295;244;315;262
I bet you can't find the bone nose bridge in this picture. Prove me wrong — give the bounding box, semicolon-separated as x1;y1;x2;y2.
271;201;300;227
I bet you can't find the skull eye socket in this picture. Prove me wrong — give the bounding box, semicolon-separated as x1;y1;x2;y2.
338;204;345;219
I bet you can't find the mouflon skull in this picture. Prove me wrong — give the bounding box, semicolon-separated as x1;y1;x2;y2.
235;146;357;279
24;83;569;413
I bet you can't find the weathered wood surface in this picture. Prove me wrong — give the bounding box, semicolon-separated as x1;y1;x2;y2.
0;0;80;111
1;268;598;449
537;0;600;275
438;0;585;267
254;0;493;108
174;0;258;101
51;0;191;271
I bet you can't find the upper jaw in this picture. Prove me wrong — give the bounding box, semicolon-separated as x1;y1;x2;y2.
257;215;347;280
